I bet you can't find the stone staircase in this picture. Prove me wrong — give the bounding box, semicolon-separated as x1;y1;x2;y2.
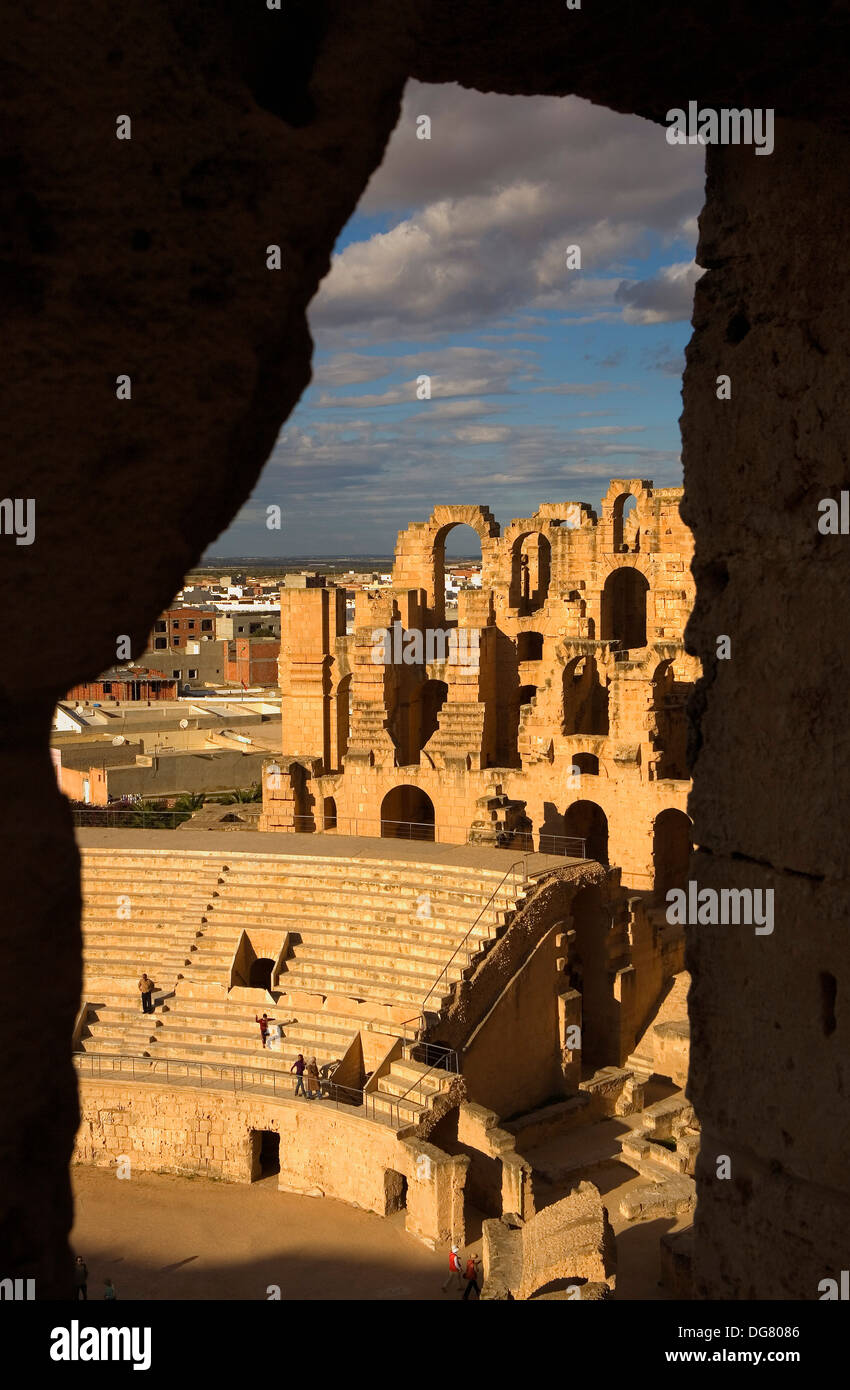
367;1055;455;1126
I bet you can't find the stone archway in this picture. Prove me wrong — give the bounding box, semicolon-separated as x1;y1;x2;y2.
5;0;850;1306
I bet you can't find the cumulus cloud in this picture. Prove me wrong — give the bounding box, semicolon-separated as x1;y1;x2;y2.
614;260;703;325
309;86;703;341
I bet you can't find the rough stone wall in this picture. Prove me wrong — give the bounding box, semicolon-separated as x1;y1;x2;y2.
683;122;850;1298
481;1181;615;1300
6;0;850;1301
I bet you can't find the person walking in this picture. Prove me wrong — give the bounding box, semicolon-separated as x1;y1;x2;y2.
255;1013;271;1048
291;1053;307;1097
74;1256;88;1301
103;1278;117;1300
138;973;155;1015
441;1245;464;1294
462;1253;480;1299
306;1056;321;1100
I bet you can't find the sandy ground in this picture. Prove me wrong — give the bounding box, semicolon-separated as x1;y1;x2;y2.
70;1165;455;1301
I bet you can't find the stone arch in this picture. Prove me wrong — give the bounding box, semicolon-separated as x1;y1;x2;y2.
509;531;552;614
322;795;337;830
380;785;435;841
612;490;639;552
651;659;690;779
653;808;693;902
601;566;649;649
564;800;608;864
562;655;609;735
396;506;498;623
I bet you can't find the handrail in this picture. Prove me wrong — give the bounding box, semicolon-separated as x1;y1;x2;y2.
387;1043;460;1126
72;1050;363;1109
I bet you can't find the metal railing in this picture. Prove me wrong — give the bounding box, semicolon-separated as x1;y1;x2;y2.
394;855;531;1037
71;805;587;858
72;1051;363;1110
364;1042;460;1128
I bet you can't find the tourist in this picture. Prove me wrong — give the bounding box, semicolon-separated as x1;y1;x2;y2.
103;1278;117;1300
441;1245;464;1293
255;1013;271;1047
74;1255;88;1301
138;973;155;1015
291;1053;307;1096
306;1055;321;1099
462;1253;480;1299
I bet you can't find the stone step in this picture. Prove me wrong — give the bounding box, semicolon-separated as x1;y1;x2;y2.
283;954;448;992
279;968;439;1008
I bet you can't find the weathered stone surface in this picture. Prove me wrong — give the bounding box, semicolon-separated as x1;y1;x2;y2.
5;2;850;1295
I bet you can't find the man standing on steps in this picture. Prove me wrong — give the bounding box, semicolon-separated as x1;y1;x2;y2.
138;973;155;1015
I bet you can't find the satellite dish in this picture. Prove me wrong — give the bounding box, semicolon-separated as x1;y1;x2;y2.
111;736;125;746
179;718;189;729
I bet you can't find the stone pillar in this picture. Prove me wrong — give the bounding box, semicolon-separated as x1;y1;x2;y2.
683;123;850;1298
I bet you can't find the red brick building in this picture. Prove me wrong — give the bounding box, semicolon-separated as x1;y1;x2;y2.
224;639;279;687
149;606;216;650
66;666;178;703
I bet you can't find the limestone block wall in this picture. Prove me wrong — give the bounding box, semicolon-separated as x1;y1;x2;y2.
481;1182;616;1300
75;1078;465;1248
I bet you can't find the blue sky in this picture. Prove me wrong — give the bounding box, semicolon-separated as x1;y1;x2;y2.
207;85;705;558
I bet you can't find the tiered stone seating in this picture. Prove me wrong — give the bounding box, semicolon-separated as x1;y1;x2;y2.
77;843;529;1124
78;849;225;1052
208;855;522;1018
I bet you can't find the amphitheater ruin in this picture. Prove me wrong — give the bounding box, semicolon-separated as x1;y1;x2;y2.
72;479;698;1298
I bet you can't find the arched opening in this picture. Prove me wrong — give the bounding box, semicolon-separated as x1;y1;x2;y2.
651;660;691;779
573;753;599;776
380;785;435;841
564;800;608;864
517;631;544;662
249;957;274;990
322;795;337;830
509;532;552;614
433;522;484;625
612;492;639;552
418;679;449;750
601;567;649;649
653;808;693;902
562;656;609;735
517;684;537;708
335;674;351;767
